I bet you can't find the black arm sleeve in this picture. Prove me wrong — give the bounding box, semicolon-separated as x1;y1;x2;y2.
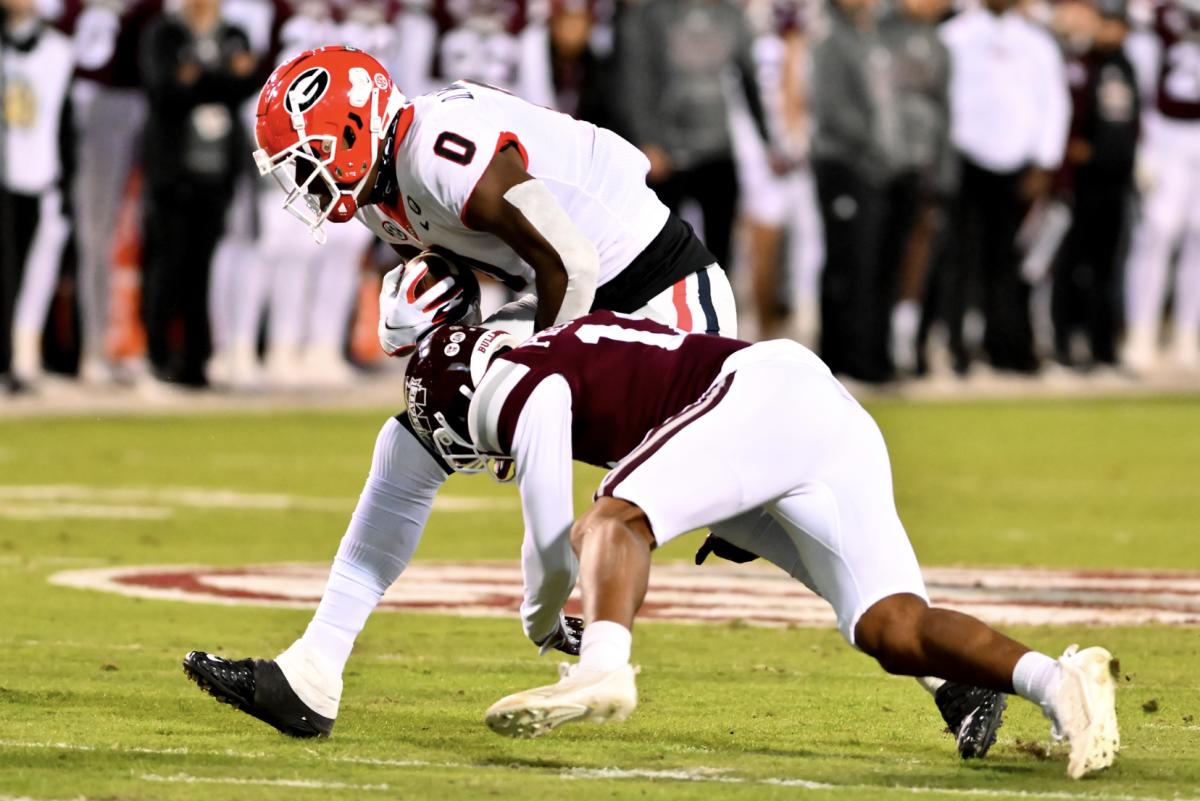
57;90;76;217
734;12;772;148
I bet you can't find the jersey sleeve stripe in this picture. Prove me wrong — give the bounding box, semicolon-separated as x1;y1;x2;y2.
671;278;693;331
596;373;736;499
458;131;530;226
696;268;721;335
467;359;533;454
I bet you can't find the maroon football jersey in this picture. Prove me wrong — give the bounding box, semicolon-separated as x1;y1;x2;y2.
1154;1;1200;120
469;311;749;467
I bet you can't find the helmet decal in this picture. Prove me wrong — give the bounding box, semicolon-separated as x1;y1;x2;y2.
347;67;373;108
284;67;331;115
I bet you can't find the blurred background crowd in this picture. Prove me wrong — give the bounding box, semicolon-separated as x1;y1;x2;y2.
1;0;1199;397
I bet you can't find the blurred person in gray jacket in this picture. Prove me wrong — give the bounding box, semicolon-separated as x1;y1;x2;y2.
618;0;775;271
809;0;900;382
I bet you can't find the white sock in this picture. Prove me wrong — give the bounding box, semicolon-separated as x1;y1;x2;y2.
1012;651;1062;710
578;620;632;673
276;640;343;719
299;559;386;676
917;676;946;696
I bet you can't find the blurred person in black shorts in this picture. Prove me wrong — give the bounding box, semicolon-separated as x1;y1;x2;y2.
138;0;259;387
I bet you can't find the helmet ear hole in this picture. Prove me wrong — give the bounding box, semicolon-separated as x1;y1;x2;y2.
342;125;357;150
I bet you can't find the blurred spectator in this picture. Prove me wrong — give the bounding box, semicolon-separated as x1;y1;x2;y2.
205;0;289;391
1;0;74;394
393;0;555;106
810;0;899;382
64;0;161;383
938;0;1070;374
879;0;952;376
138;0;258;386
1051;0;1139;369
618;0;772;271
734;0;815;342
1121;0;1200;371
260;0;382;388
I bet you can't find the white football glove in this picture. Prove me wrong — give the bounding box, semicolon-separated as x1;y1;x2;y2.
377;253;479;357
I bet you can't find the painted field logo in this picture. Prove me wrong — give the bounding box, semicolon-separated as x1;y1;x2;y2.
48;563;1200;627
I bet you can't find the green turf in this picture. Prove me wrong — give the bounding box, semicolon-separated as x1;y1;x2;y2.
1;397;1198;800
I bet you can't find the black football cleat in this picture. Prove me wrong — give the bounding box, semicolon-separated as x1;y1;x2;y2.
183;650;334;738
935;681;1007;759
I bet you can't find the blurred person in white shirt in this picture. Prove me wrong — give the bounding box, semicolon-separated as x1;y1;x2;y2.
938;0;1070;374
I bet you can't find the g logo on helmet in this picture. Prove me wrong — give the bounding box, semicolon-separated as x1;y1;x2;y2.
284;67;331;115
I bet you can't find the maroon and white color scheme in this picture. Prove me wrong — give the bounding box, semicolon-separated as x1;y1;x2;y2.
1151;0;1200;120
1122;1;1200;366
393;0;554;106
450;311;924;645
49;562;1200;628
357;81;670;293
468;311;748;465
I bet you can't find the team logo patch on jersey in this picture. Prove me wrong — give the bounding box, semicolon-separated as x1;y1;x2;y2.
284;67;331;115
47;562;1200;628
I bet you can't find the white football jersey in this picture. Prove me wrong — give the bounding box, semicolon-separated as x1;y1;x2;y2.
357;81;669;291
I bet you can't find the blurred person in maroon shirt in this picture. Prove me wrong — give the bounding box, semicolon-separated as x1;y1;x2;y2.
1051;0;1139;369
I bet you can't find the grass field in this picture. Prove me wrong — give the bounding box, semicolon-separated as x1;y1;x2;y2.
1;396;1198;800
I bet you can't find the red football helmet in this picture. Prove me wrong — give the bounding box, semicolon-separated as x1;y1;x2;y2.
253;46;406;243
404;325;519;473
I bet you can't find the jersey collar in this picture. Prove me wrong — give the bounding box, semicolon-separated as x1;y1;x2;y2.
364;105;413;209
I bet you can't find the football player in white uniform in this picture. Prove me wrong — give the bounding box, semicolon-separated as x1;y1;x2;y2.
1123;0;1200;370
392;0;555;107
181;43;736;734
181;45;1003;758
401;313;1119;779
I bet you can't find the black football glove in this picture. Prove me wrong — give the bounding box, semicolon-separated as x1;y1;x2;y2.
535;615;584;656
695;533;760;565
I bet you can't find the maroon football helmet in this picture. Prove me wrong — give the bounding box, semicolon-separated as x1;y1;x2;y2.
404;324;518;472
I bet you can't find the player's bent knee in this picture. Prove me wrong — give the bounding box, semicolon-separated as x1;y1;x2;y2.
854;593;929;675
571;498;656;554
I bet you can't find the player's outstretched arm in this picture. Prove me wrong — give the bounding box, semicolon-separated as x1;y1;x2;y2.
463;146;599;331
510;377;581;646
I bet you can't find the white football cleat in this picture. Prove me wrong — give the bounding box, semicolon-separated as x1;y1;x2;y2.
1048;644;1120;779
485;662;638;739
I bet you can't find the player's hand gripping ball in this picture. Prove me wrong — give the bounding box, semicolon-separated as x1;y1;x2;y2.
378;250;481;357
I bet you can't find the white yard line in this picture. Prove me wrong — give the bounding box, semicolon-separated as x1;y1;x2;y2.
0;739;1195;801
140;773;391;791
0;484;516;514
0;503;172;521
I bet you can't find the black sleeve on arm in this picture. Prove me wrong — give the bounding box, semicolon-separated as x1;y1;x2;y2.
57;91;76;216
735;11;772;148
139;18;189;114
186;28;262;105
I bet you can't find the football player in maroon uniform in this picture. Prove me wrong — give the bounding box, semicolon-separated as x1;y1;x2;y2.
401;312;1119;779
